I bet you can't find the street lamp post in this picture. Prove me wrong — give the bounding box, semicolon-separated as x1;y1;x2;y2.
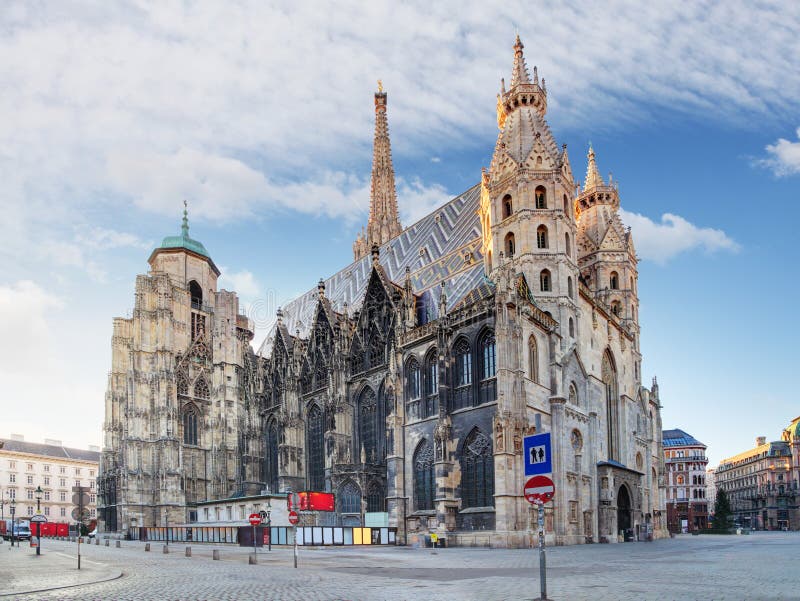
9;498;16;547
35;486;43;556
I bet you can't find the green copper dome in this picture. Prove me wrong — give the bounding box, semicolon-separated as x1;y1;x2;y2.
158;203;210;259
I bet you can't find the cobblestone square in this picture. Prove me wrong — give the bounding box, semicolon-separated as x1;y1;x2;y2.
2;532;799;600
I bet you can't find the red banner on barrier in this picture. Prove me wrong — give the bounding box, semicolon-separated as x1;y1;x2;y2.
287;491;335;512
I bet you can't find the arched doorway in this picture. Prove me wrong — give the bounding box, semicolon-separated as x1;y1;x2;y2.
617;485;632;539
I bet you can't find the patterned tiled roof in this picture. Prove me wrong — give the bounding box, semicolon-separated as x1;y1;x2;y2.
258;184;486;355
0;438;100;463
662;429;705;448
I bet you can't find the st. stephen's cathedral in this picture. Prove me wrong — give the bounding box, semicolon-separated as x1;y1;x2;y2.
99;36;668;546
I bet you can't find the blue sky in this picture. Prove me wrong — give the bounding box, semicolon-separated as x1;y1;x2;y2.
1;1;798;468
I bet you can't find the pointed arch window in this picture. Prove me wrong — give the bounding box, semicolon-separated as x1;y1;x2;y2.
177;372;189;396
537;225;548;249
406;358;421;399
366;481;386;513
568;381;579;406
611;301;622;317
339;480;362;514
189;280;203;309
182;406;199;446
307;404;325;490
565;232;571;256
504;232;515;257
350;337;364;374
452;338;472;411
568;276;574;299
563;194;570;215
502;194;513;219
461;429;494;508
528;335;539;384
358;387;378;464
368;326;384;369
478;331;497;405
569;317;575;338
193;376;209;399
423;348;438;418
535;186;547;209
540;269;551;292
610;271;619;290
265;420;280;493
602;350;619;461
413;440;435;511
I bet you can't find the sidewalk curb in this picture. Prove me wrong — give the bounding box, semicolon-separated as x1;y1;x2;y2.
0;570;124;598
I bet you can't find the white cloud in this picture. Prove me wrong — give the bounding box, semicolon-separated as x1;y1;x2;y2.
219;268;261;300
759;128;800;176
74;226;152;250
620;209;739;264
0;281;62;372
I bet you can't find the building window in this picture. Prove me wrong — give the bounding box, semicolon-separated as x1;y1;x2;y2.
193;376;209;399
264;423;280;492
565;232;571;256
339;481;361;514
75;480;81;487
611;301;622;317
406;357;421;400
9;474;15;483
423;349;438;418
177;372;189;396
27;490;34;500
27;506;34;516
413;440;435;511
563;194;570;215
306;405;325;490
358;387;378;464
602;350;619;461
60;466;66;474
610;271;619;290
535;186;547;209
44;491;50;501
502;194;513;219
452;338;472;411
568;382;578;406
568;276;574;299
569;501;579;522
27;475;33;485
540;269;551;292
366;482;386;513
60;492;66;502
504;232;515;257
569;317;575;338
528;335;539;384
43;465;50;473
460;428;494;508
60;507;66;517
43;477;49;486
44;507;50;516
9;460;16;469
89;470;95;477
7;490;14;499
60;478;66;488
480;332;496;380
536;225;548;249
183;407;199;446
27;463;34;471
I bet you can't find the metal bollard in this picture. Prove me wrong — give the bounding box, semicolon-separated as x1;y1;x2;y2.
115;540;121;548
212;549;220;560
249;554;257;565
185;546;192;557
105;539;109;546
95;538;100;545
145;543;151;552
163;545;169;554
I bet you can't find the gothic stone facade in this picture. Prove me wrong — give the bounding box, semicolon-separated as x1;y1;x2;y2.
99;36;667;546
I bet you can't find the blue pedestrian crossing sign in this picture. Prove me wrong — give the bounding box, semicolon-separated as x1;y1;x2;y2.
524;432;552;476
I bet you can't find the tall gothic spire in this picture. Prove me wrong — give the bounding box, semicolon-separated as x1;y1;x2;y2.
510;34;531;88
584;144;605;190
353;82;403;261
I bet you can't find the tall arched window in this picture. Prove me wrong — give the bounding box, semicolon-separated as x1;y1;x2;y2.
563;194;570;215
452;338;472;411
540;269;551;292
528;335;539;384
189;280;203;307
366;481;386;513
368;326;384;369
569;317;575;337
610;271;619;290
602;350;619;461
182;406;198;446
568;276;574;299
265;420;279;493
502;194;513;219
565;232;571;256
504;232;515;257
405;357;421;419
413;440;435;511
193;375;209;399
478;331;496;404
461;428;494;508
535;186;547;209
307;404;325;490
358;387;378;463
536;225;548;249
339;480;361;514
423;349;438;418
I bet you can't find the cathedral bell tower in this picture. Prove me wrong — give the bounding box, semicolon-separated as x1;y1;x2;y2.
576;146;641;364
481;36;580;343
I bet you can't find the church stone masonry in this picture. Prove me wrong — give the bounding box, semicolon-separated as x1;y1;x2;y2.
99;36;667;546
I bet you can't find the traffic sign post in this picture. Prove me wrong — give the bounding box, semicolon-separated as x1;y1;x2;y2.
291;492;299;568
248;513;261;562
523;433;554;601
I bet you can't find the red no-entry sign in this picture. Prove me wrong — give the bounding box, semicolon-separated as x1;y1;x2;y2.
524;475;555;504
288;511;299;525
248;513;262;526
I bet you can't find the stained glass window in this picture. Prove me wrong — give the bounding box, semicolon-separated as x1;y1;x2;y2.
359;388;377;464
307;405;325;490
480;332;496;380
366;482;385;513
265;421;279;493
340;480;361;514
461;429;494;508
413;440;435;511
183;408;198;446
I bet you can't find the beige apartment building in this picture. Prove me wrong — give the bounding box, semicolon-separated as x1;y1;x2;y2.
1;435;100;525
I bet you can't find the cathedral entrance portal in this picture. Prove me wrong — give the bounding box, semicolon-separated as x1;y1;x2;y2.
617;484;632;540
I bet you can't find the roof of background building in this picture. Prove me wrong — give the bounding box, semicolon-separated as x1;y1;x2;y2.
258;183;487;355
662;428;705;448
0;438;100;463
